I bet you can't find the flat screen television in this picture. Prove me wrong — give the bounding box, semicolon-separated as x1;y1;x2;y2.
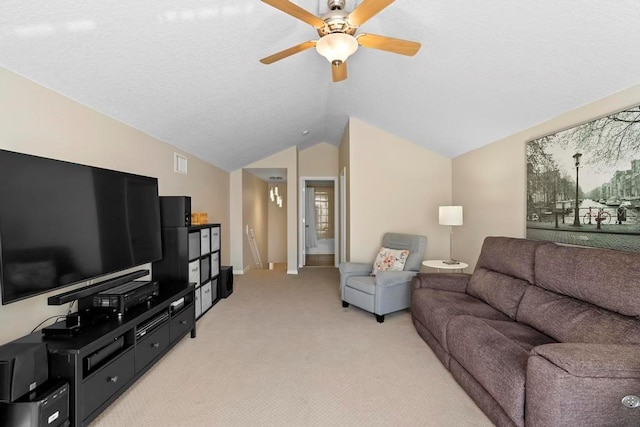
0;149;162;305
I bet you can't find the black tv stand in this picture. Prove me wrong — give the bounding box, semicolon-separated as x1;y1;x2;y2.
13;281;196;426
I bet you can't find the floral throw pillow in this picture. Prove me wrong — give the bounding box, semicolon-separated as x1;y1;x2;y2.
371;247;410;276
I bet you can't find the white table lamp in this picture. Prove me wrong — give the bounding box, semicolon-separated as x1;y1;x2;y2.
439;206;463;264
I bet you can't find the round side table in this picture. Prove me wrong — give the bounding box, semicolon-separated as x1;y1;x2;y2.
422;260;469;273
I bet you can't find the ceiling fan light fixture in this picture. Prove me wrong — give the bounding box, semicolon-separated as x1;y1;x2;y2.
315;32;358;63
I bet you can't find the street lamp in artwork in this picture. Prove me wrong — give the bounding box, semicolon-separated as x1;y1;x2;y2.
572;152;582;226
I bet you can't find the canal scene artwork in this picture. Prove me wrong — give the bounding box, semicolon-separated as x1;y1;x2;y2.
526;104;640;252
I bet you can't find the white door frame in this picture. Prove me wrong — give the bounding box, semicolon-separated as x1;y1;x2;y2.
340;167;346;264
299;176;339;268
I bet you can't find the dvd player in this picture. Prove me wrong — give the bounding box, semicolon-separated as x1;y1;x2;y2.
78;280;160;316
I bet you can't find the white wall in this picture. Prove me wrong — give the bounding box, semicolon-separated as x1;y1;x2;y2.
346;118;452;264
0;67;230;345
453;83;640;270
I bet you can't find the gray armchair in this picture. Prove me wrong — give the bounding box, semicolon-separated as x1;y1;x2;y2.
340;233;427;322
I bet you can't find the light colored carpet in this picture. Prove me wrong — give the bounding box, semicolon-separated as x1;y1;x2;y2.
91;265;492;426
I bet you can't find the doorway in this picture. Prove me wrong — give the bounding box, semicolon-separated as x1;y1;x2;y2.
299;177;338;268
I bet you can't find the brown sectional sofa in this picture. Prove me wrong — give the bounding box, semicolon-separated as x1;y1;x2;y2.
411;236;640;426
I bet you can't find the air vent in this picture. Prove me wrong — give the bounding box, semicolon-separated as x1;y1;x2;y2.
174;153;187;175
269;176;283;180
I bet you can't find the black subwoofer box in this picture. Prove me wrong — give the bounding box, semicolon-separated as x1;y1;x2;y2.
0;343;49;403
0;381;69;427
219;266;233;298
159;196;191;227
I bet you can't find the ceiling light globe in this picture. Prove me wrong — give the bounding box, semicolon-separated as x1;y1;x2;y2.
315;33;358;63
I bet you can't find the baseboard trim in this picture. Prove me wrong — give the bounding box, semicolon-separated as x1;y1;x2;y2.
233;265;251;275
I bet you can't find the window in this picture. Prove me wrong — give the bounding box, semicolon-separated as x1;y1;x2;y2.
314;189;333;239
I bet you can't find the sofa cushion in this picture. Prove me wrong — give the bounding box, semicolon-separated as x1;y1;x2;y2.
517;286;640;345
535;242;640;317
467;267;528;319
411;288;509;352
345;275;376;294
475;236;544;284
447;316;556;426
381;233;427;272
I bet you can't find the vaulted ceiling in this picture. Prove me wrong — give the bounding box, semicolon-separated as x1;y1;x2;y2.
2;1;640;172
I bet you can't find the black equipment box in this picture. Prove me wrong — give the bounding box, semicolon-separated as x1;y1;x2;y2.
78;280;159;315
0;381;69;427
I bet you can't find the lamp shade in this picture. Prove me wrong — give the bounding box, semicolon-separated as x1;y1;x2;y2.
315;33;359;63
439;206;463;226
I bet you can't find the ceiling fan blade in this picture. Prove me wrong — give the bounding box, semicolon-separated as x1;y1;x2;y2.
261;0;326;28
260;41;317;64
348;0;394;27
332;61;347;82
356;33;421;56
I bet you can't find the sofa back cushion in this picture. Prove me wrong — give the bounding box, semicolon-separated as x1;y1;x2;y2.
466;237;545;318
381;233;427;272
535;243;640;318
517;286;640;345
474;237;544;284
467;268;528;319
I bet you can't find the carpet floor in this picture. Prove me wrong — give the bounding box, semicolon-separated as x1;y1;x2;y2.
91;265;492;426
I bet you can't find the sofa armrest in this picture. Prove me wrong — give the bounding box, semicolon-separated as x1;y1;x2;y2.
411;272;470;293
339;262;372;298
339;262;372;275
526;343;640;425
375;270;417;287
532;343;640;378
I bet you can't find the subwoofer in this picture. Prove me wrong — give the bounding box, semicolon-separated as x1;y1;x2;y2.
0;343;49;403
219;266;233;298
159;196;191;227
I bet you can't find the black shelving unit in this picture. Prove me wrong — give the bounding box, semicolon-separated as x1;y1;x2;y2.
152;224;221;320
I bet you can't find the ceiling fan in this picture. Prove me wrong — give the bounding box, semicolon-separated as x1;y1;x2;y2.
260;0;421;82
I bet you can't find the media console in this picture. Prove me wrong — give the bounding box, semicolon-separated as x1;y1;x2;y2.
11;281;196;426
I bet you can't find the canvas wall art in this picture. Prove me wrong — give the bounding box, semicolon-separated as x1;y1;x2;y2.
526;104;640;252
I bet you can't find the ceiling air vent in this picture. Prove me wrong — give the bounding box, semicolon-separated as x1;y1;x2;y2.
174;153;187;175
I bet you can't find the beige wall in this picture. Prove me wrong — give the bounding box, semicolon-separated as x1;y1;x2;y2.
339;125;351;261
299;142;339;177
347;118;452;264
299;142;340;263
235;146;298;273
453;83;640;271
229;170;244;273
268;183;288;263
0;67;230;345
242;170;268;271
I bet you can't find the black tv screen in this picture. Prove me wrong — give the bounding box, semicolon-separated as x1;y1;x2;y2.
0;149;162;304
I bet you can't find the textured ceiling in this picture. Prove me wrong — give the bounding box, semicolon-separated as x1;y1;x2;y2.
1;1;640;172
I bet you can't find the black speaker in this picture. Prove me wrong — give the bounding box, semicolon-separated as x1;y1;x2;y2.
159;196;191;227
0;343;49;403
219;266;233;298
